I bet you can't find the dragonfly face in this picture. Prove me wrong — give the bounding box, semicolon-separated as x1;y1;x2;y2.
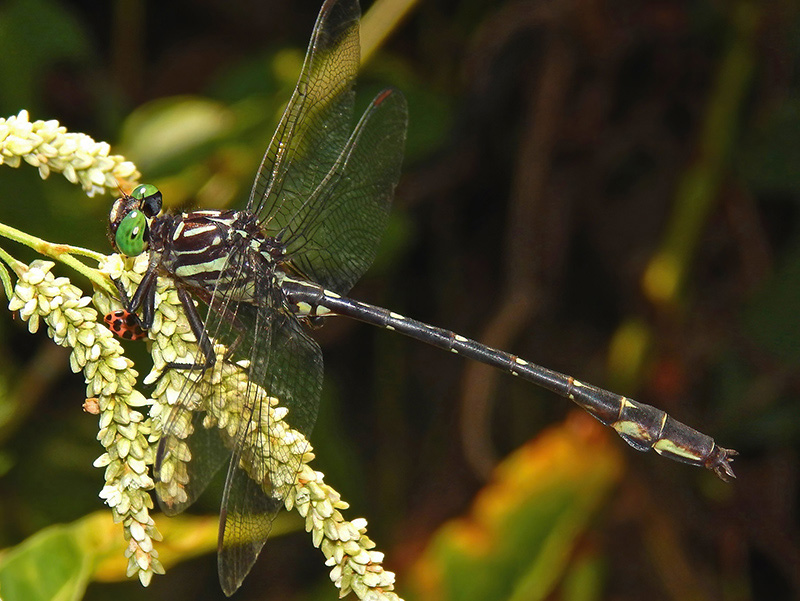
108;183;162;256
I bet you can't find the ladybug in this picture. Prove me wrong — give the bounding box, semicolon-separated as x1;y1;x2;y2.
104;309;147;341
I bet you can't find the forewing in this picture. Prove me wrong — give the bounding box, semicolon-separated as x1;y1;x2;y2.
249;0;360;223
278;88;408;294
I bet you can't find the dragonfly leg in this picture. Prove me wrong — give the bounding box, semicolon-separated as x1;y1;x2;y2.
167;286;216;371
113;270;215;372
110;266;159;332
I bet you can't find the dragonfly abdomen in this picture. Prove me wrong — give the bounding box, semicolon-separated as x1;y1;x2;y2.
561;378;734;477
281;277;736;481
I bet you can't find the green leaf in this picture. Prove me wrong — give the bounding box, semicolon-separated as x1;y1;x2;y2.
0;509;301;600
120;96;234;175
0;515;101;601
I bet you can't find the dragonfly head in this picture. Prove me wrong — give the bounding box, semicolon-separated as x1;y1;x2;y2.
109;184;163;256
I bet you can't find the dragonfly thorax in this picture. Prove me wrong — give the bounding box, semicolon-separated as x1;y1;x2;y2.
151;209;282;305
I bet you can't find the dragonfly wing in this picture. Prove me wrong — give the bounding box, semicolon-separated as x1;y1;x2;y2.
217;443;284;597
278;88;407;294
249;0;360;222
154;250;260;513
155;265;323;594
217;306;323;595
156;401;233;516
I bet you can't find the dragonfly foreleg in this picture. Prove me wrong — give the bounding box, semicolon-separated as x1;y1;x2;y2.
109;266;158;334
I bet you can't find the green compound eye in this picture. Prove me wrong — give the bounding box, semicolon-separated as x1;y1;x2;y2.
131;183;163;217
131;183;158;200
115;209;148;256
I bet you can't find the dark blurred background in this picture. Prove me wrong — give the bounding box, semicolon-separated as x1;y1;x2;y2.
0;0;798;600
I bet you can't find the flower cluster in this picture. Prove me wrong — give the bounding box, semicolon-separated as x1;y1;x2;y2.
135;259;402;599
293;465;400;599
4;252;402;597
8;258;163;585
0;110;139;196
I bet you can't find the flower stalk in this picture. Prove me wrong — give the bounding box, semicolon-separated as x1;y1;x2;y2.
6;257;164;585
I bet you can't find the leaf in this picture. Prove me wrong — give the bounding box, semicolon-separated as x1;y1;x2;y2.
408;414;623;601
91;513;221;583
0;513;109;601
120;96;235;175
0;509;300;600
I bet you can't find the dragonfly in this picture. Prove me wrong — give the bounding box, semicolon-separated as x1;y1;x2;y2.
107;0;736;594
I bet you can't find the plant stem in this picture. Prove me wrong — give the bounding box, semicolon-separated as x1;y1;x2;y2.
0;220;116;297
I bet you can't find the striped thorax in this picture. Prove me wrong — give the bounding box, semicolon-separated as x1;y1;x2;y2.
109;185;288;308
149;209;276;303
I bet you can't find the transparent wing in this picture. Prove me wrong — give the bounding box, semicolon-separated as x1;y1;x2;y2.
276;88;407;294
154;0;402;592
154;251;259;516
155;256;323;596
249;0;407;294
217;308;323;595
248;0;360;222
156;407;232;517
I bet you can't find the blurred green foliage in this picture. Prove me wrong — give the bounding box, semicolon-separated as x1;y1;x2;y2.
1;0;799;600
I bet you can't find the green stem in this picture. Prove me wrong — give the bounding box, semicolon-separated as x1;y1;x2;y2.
642;0;759;306
361;0;418;64
0;220;116;297
0;249;15;299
